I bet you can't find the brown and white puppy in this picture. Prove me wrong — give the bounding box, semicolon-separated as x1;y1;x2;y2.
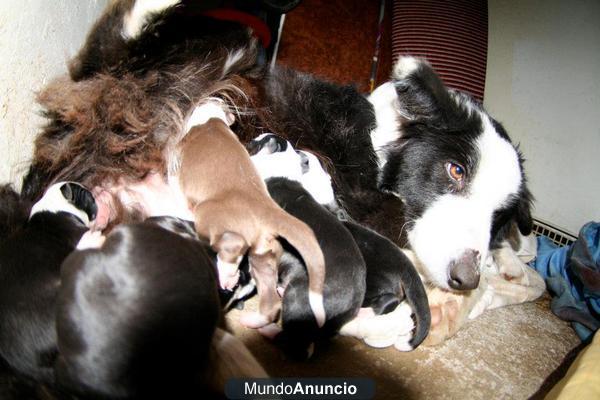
176;102;326;329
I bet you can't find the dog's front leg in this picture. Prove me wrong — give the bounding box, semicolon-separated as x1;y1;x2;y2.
240;239;283;329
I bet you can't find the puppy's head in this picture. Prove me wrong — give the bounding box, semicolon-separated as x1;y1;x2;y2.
248;133;304;181
369;56;533;291
248;134;337;206
297;150;336;206
30;182;97;226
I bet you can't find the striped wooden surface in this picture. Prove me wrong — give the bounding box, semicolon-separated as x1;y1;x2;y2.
391;0;488;101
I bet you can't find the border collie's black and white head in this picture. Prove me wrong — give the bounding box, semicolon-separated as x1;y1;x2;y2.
369;56;533;291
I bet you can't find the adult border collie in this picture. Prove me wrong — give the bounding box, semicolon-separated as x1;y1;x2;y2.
20;0;532;341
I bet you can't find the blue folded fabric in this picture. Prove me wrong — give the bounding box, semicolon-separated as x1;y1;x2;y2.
531;221;600;342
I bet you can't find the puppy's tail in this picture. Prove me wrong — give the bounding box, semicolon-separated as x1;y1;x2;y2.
204;328;268;394
0;185;29;239
398;251;431;350
274;212;327;328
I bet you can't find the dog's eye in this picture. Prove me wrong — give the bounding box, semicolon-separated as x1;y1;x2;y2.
446;162;465;182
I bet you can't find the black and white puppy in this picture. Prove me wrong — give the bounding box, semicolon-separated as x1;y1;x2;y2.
55;216;222;398
0;182;96;383
250;135;430;350
249;135;367;359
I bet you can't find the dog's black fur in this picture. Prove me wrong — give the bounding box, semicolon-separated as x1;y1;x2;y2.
264;178;366;359
0;183;95;384
55;216;221;399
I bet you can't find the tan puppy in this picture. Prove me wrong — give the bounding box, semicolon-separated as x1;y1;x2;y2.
177;102;326;329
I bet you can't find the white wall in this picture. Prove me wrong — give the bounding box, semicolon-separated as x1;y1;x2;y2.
485;0;600;235
0;0;109;187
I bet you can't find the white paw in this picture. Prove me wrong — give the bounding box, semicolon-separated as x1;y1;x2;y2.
340;302;415;350
76;230;106;250
186;99;234;131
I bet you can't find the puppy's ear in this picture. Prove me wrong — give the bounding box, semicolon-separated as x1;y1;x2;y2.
392;56;456;122
61;183;98;222
60;182;73;202
246;134;287;155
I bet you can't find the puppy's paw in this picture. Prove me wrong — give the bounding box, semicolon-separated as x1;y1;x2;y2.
76;230;106;250
216;257;241;290
423;298;460;346
340;302;415;350
239;311;271;329
257;323;282;339
186;99;234;131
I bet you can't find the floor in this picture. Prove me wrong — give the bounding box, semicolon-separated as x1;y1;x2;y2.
227;295;580;399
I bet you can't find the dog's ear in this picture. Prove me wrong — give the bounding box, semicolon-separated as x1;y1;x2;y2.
392;56;457;123
297;151;310;173
265;136;287;153
61;183;98;222
246;134;287;155
515;187;534;236
60;182;73;202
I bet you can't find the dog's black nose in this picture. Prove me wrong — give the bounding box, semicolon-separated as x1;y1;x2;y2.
448;250;481;290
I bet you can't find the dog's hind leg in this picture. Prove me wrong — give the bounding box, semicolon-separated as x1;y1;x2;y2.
212;232;248;290
240;238;283;329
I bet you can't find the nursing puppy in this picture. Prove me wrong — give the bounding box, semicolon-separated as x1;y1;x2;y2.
0;182;95;383
269;179;366;359
176;102;326;329
250;136;366;359
56;216;266;398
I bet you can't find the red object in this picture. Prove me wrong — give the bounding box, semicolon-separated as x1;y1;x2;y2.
202;9;272;48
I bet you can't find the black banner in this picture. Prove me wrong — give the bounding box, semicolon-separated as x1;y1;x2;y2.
225;378;375;399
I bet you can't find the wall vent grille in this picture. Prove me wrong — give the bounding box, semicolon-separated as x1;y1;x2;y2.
532;218;577;247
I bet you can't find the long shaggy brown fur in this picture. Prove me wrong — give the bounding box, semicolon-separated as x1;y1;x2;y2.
22;0;261;202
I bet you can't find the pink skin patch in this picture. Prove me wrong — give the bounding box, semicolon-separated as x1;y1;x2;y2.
92;189;115;231
356;307;376;319
276;286;285;298
91;172;194;231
